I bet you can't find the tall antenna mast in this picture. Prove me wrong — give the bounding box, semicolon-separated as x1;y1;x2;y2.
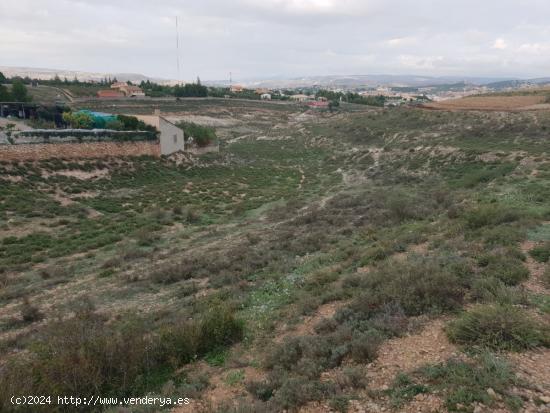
176;16;181;84
229;72;232;87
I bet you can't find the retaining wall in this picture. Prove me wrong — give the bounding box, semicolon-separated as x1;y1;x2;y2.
0;141;160;161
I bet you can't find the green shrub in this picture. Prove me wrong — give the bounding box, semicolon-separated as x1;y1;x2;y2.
62;111;93;129
116;114;158;134
20;298;43;323
105;119;124;130
420;353;522;412
470;277;527;305
269;377;335;411
349;257;467;316
464;205;520;229
447;304;548;350
386;373;429;407
176;121;217;147
478;253;529;286
529;242;550;263
349;331;383;363
197;306;245;355
0;305;243;410
543;266;550;288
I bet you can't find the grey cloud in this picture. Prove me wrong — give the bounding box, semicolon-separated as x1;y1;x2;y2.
1;0;549;80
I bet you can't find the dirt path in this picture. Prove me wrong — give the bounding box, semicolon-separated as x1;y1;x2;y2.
297;166;306;190
364;318;457;391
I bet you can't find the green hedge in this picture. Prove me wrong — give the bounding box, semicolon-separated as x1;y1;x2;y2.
17;129;158;142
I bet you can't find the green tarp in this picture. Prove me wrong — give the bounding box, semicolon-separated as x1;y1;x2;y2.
75;110;117;128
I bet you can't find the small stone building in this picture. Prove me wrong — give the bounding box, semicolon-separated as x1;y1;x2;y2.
135;111;184;155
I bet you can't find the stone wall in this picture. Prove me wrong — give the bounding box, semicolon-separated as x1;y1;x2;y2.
14;129;156;144
0;141;160;161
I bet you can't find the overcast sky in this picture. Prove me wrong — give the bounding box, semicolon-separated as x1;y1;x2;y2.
1;0;550;81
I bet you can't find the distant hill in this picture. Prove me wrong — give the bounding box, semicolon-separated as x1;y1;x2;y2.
486;78;550;90
0;66;176;85
205;75;518;89
2;66;547;91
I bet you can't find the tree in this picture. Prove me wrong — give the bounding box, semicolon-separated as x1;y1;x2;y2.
0;84;11;101
174;82;208;98
11;80;31;102
176;121;216;147
328;100;340;112
62;111;93;129
0;72;6;84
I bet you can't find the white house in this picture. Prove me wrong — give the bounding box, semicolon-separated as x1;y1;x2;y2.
135;110;184;155
290;94;313;102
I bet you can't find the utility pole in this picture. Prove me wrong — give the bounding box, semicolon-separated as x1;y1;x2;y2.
176;16;181;84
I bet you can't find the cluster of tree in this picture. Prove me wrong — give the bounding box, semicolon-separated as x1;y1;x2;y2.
174;78;208;98
139;80;173;97
316;89;386;107
208;87;292;101
40;75;118;87
0;72;118;88
106;114;158;134
0;75;32;103
62;111;94;129
61;111;158;133
348;93;385;106
176;121;217;147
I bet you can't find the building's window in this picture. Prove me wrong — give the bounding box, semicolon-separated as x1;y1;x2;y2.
173;135;177;143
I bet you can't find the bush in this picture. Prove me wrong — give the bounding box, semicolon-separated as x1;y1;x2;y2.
478;253;529;286
20;298;43;323
116;114;158;134
0;305;243;410
470;277;527;305
386;373;429;407
543;266;550;288
269;377;335;411
447;304;549;351
105;119;124;130
197;306;245;355
349;256;467;317
62;111;93;129
349;331;383;363
529;242;550;263
464;205;520;229
420;353;522;412
176;121;217;147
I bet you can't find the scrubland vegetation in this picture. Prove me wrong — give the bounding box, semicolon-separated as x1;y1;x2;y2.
0;99;549;412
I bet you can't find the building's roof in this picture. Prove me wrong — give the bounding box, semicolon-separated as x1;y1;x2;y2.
120;85;143;93
111;82;127;89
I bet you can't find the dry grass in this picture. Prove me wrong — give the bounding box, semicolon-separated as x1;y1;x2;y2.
424;95;546;111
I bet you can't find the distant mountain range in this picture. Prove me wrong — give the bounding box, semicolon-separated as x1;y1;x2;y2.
0;66;175;85
1;66;549;90
205;75;522;89
206;74;550;89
